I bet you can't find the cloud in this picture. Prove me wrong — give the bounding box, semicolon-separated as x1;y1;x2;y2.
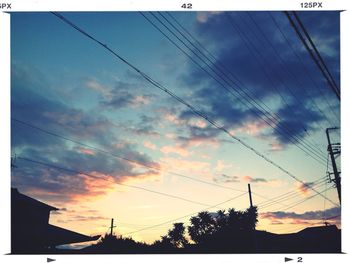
143;140;157;150
11;63;160;203
240;175;283;187
260;206;341;221
160;144;190;157
85;78;111;98
177;11;340;148
242;175;267;183
270;220;284;225
268;141;285;152
115;114;161;138
213;174;240;183
50;207;110;228
271;102;322;144
296;11;340;80
11;72;114;148
296;181;316;196
160;107;221;149
66;215;110;222
164;112;186;126
230;120;270;137
176;130;220;149
75;147;96;156
196;11;223;23
100;79;152;109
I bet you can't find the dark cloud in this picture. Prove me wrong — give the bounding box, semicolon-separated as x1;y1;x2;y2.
213;174;240;183
179;125;221;144
242;175;269;183
296;181;317;195
272;102;322;144
99;79;153;110
102;90;135;109
66;215;110;222
12;141;160;204
11;63;160;203
260;206;340;221
296;11;340;83
131;114;161;137
11;70;114;149
250;178;267;183
176;11;340;147
270;220;284;225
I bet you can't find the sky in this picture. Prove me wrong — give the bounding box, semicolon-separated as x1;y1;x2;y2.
11;11;341;245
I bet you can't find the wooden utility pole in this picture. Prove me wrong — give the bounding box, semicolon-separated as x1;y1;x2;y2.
248;183;258;252
109;218;116;236
326;128;341;204
248;183;253;208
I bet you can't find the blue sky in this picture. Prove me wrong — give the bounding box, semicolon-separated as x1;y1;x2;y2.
11;11;341;242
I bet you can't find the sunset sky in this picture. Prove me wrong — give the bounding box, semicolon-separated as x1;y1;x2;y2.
11;11;341;245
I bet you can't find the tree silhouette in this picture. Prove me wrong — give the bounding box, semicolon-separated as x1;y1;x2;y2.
151;234;172;251
188;211;217;244
214;209;227;231
152;223;188;250
186;206;258;252
167;223;188;248
247;206;258;229
84;233;149;253
49;205;340;253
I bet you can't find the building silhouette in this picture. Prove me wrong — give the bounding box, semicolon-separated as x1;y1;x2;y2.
11;188;100;253
255;225;341;253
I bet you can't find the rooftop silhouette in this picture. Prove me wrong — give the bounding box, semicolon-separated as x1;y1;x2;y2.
11;188;100;254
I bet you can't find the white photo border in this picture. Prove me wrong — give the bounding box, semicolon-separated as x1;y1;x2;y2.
1;1;349;263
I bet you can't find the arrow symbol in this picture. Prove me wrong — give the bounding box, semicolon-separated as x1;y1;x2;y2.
47;258;56;263
285;257;293;262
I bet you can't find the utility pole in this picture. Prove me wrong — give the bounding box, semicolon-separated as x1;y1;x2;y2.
109;218;116;236
326;128;341;204
285;11;340;101
248;183;258;252
248;183;253;208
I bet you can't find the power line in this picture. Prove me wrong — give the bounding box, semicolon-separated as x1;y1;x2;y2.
268;12;339;125
124;191;247;236
18;155;248;236
292;11;340;96
245;12;334;133
256;176;327;206
322;174;328;223
258;182;328;211
168;11;327;156
147;11;327;165
17;116;320;210
11;118;246;194
259;180;330;211
257;177;328;210
50;12;337;207
225;12;327;163
163;14;340;200
280;185;335;211
284;11;340;101
17;156;223;208
325;214;340;221
257;186;338;233
267;211;340;233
